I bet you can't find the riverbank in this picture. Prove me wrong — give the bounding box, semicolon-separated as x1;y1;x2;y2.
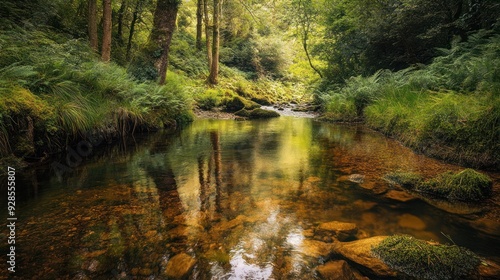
318;32;500;171
0;28;193;168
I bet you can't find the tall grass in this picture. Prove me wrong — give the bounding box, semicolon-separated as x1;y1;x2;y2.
320;31;500;169
0;27;193;161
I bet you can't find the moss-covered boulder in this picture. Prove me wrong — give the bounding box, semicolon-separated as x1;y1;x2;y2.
371;235;480;280
249;108;280;118
234;108;251;118
224;96;261;112
417;169;492;201
235;108;280;119
384;169;492;202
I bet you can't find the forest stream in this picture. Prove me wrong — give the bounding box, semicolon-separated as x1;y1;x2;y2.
1;116;499;279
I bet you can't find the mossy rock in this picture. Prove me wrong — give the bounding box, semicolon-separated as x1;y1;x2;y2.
224;96;246;112
417;169;492;201
224;96;261;112
384;172;423;189
372;235;480;280
234;108;250;118
235;108;279;119
250;96;272;106
250;108;280;119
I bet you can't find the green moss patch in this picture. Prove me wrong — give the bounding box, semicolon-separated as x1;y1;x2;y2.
417;169;492;201
384;172;423;188
384;169;492;202
224;96;261;112
235;108;280;119
372;235;480;280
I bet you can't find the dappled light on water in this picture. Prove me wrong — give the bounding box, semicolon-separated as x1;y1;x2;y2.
1;117;498;279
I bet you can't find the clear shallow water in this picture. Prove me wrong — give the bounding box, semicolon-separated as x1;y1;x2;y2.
1;117;499;279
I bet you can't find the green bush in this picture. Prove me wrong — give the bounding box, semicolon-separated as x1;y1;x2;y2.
372;235;480;280
196;89;222;110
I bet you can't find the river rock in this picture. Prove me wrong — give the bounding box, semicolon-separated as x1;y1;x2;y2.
385;190;417;202
397;214;426;230
299;239;334;259
316;260;366;280
333;236;397;278
348;174;365;184
164;253;196;279
213;215;247;232
316;221;358;242
479;259;500;279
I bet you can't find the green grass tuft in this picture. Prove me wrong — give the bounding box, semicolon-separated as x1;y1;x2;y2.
383;172;423;188
418;169;492;201
372;235;480;280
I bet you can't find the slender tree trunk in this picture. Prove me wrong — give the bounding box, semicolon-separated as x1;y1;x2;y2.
101;0;112;62
208;0;220;84
151;0;180;85
196;0;203;50
303;33;323;78
88;0;98;52
203;0;212;69
117;0;128;45
126;0;141;61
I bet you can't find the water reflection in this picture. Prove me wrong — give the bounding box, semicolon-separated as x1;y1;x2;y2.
0;117;498;279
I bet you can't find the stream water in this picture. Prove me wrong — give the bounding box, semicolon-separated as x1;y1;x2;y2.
1;117;499;279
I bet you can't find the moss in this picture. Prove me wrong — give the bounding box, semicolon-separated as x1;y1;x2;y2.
372;235;480;280
384;172;423;189
224;96;246;112
248;108;280;119
224;96;261;112
234;108;250;117
417;169;492;201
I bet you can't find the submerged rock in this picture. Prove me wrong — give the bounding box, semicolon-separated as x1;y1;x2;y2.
316;260;367;280
384;190;417;202
348;174;365;184
397;214;426;230
333;236;397;278
316;221;358;242
299;239;334;259
164;253;196;279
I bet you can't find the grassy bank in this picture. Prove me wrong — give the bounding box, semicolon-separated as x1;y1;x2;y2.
0;27;193;166
319;31;500;170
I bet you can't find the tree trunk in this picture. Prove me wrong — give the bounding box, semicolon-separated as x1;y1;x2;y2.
126;0;142;61
208;0;220;84
196;0;203;50
101;0;112;62
117;0;128;45
150;0;180;85
203;0;212;69
88;0;98;52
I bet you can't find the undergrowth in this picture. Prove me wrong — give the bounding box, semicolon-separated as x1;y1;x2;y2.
320;30;500;169
0;27;193;161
